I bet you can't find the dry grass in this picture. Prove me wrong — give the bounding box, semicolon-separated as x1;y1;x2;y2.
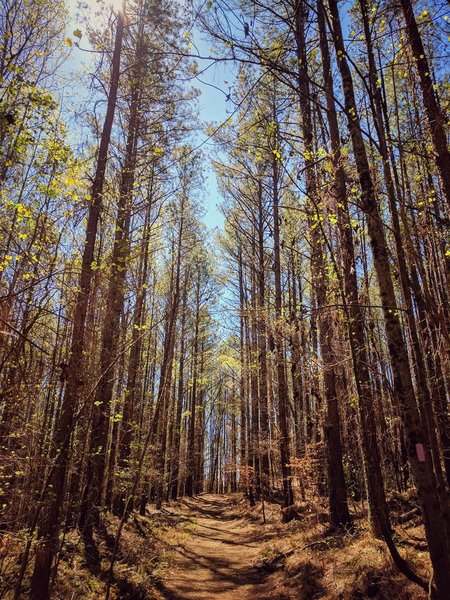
0;492;432;599
249;493;431;600
1;508;191;599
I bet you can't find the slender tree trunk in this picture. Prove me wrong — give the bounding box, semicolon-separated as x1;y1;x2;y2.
326;0;450;594
293;0;350;527
256;182;270;490
318;0;390;539
237;248;250;499
169;281;188;500
398;0;450;213
29;7;125;597
185;275;201;497
271;142;294;512
79;50;140;565
114;197;152;514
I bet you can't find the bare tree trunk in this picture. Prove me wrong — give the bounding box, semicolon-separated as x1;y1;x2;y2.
293;0;350;527
398;0;450;213
326;0;450;594
80;44;140;566
29;7;125;597
186;276;201;497
169;279;189;500
271;147;294;512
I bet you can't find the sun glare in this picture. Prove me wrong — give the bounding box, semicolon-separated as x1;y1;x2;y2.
109;0;124;12
83;0;124;13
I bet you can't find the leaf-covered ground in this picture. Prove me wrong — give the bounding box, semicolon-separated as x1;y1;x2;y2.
2;492;430;599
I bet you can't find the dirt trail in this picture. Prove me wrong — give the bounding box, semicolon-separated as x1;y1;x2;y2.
158;494;274;599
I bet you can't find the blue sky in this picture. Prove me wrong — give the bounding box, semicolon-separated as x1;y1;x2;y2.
191;35;232;230
65;0;231;230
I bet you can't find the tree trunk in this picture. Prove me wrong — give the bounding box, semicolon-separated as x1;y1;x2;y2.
30;7;125;597
398;0;450;213
326;0;450;594
79;45;140;565
293;0;350;527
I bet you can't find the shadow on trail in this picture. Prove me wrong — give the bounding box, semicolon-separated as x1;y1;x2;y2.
191;524;258;548
181;495;240;521
156;494;276;599
155;542;271;600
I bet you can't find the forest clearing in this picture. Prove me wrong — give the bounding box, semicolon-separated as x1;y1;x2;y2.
0;0;449;598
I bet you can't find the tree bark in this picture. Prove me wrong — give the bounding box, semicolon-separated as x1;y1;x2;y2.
326;0;450;594
30;6;125;597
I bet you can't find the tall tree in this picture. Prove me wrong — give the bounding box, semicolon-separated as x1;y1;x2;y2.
30;3;125;596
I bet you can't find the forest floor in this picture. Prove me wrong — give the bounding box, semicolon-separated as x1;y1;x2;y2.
153;493;429;600
156;494;280;599
2;491;431;599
